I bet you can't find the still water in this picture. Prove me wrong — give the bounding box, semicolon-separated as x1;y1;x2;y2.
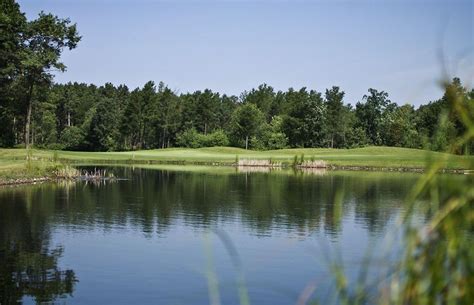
0;167;450;304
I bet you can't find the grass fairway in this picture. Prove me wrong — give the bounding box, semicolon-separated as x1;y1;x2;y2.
1;147;473;179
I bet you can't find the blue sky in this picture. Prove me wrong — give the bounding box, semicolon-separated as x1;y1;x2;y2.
19;0;473;106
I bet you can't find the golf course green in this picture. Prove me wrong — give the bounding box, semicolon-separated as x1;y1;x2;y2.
1;146;473;183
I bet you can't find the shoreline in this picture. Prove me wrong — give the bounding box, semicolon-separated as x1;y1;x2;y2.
1;147;472;186
0;177;51;187
1;162;470;187
66;159;471;174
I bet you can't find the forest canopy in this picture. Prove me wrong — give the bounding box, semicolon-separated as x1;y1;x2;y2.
1;0;473;153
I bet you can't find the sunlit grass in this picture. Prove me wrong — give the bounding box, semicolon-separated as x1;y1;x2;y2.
0;157;78;182
0;146;472;170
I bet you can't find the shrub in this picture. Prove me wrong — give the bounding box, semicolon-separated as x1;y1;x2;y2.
249;136;265;150
176;128;229;148
252;116;288;150
266;132;288;150
60;126;85;150
47;143;65;150
346;127;369;148
176;128;201;148
203;130;229;147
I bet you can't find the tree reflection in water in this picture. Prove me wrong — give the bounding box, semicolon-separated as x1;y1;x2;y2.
0;168;466;304
0;189;76;304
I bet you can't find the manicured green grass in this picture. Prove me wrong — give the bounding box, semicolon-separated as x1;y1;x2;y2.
1;147;473;177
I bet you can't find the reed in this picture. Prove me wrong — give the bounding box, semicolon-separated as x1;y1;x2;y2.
49;164;80;179
237;159;281;167
80;168;115;180
297;160;328;168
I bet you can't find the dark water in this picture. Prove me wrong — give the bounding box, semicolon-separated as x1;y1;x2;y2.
0;167;457;305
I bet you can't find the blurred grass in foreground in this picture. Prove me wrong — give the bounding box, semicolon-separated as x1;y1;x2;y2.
324;80;474;305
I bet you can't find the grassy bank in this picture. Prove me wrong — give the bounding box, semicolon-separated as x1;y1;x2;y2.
0;157;79;185
1;146;473;182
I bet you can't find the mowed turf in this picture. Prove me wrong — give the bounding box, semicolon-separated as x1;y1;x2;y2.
1;146;473;171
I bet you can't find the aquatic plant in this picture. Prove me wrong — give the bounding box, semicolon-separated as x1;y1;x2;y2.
49;164;80;179
298;160;328;168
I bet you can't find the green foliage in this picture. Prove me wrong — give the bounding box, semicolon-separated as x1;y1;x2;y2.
46;143;65;150
176;128;200;148
176;128;229;148
0;1;472;156
345;127;369;148
292;155;298;166
383;104;421;148
0;107;15;147
86;98;120;151
59;126;84;150
325;86;346;148
383;81;474;304
282;88;326;148
0;1;25;147
140;81;159;148
266;132;288;150
230;103;264;149
120;88;142;149
204;130;229;147
241;83;275;121
197;89;221;134
355;88;393;145
431;113;457;152
20;10;80;148
154;85;181;148
33;100;58;147
252;116;288;150
0;77;471;154
325;79;474;305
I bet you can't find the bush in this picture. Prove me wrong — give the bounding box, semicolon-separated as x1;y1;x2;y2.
60;126;85;150
266;132;288;150
346;127;369;148
202;130;229;147
250;132;288;150
46;143;65;150
249;116;289;150
249;136;265;150
176;128;229;148
176;128;200;148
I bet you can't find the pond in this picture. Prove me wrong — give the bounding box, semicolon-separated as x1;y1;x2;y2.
0;167;463;305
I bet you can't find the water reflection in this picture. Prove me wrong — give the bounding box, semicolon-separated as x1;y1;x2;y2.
0;168;464;304
0;169;423;238
146;168;410;236
0;188;76;304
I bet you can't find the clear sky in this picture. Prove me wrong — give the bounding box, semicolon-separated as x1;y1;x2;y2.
18;0;473;106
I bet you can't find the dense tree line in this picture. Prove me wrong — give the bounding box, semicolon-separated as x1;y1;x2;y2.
1;0;473;153
1;78;471;154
